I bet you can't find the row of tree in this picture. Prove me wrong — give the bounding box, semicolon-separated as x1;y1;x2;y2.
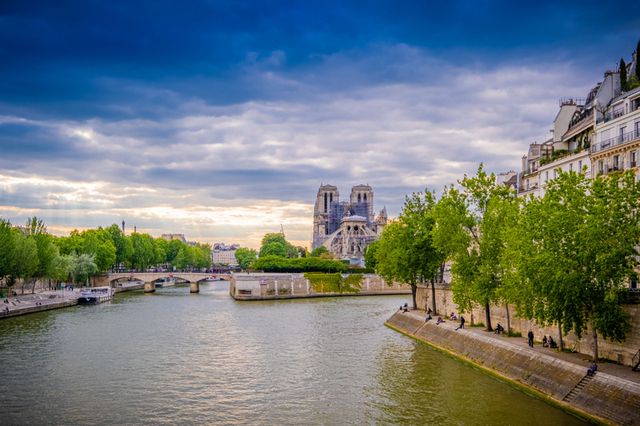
369;165;639;360
0;219;212;292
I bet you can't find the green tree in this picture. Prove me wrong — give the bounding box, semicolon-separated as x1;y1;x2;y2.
310;246;330;258
234;247;257;270
12;232;39;294
106;224;132;268
400;190;446;313
51;254;72;283
0;219;16;287
259;233;295;258
129;233;156;270
636;40;640;80
81;228;116;272
620;58;628;92
431;164;515;330
375;221;419;307
69;253;98;286
165;239;183;264
505;171;637;360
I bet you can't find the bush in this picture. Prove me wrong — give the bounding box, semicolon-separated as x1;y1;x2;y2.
252;256;347;273
304;273;363;293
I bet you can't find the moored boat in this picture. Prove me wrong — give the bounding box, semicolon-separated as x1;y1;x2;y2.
78;286;115;305
155;277;176;288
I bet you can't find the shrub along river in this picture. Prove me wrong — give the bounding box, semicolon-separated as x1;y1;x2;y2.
0;282;588;425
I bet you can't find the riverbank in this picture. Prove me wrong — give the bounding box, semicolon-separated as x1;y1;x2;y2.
386;310;640;426
0;282;146;319
1;290;80;319
230;272;410;300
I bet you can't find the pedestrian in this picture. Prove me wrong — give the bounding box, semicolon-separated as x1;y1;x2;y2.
455;316;465;330
527;330;534;347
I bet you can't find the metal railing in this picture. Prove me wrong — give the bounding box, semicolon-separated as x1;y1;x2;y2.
591;129;640;153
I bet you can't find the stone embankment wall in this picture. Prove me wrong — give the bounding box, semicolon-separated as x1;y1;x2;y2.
417;284;640;367
230;273;410;300
386;311;640;426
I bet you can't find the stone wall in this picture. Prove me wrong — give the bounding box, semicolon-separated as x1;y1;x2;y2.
386;311;640;425
230;273;410;299
417;284;640;367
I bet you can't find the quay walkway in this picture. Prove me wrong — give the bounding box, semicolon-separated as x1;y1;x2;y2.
1;290;80;319
387;309;640;425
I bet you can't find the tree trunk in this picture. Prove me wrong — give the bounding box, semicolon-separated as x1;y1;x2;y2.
505;304;511;334
484;301;493;331
411;285;417;310
557;322;564;351
430;278;437;314
592;325;599;362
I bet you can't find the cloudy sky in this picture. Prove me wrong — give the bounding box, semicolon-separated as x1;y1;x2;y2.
1;1;638;248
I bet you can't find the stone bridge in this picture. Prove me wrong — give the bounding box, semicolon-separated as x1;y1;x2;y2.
94;272;231;294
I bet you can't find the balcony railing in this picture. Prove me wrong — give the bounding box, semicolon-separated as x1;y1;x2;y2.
591;129;640;153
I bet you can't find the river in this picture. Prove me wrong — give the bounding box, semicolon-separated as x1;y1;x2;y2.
0;282;587;425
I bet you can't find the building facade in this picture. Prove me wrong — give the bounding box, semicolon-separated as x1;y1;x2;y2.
312;184;387;265
212;243;240;266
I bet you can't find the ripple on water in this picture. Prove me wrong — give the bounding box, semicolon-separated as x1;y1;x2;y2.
0;286;587;425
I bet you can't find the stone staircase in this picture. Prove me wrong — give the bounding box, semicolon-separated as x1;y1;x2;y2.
562;374;594;403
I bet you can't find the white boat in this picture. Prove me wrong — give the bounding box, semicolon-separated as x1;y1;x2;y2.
155;277;176;288
78;286;114;305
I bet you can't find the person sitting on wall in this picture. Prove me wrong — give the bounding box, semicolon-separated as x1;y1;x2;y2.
542;336;548;347
402;303;409;313
494;324;504;334
450;312;457;321
436;317;445;325
587;362;598;376
549;337;558;349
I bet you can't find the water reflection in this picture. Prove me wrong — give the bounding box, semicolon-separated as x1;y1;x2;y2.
0;284;587;425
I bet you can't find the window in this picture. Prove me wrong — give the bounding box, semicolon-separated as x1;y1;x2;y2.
620;126;626;142
613;155;620;170
545;171;549;182
632;151;637;168
599;160;604;174
578;160;582;171
569;163;573;172
553;169;557;179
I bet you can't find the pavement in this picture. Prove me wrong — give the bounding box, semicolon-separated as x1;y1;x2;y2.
407;309;640;385
1;289;80;317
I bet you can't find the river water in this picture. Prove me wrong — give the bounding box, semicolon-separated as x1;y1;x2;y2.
0;283;587;425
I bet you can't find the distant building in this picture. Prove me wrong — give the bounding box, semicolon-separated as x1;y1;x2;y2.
212;243;240;266
312;184;387;265
161;233;187;243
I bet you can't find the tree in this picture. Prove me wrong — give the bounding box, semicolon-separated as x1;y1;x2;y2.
106;224;132;268
259;233;296;258
503;171;637;360
0;219;16;287
400;190;446;314
636;40;640;81
310;246;330;258
363;241;379;270
375;221;418;308
12;232;39;294
620;58;628;92
129;233;156;270
69;253;97;286
235;248;257;270
431;164;515;330
81;228;116;272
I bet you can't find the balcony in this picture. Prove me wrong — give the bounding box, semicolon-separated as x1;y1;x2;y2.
591;129;640;154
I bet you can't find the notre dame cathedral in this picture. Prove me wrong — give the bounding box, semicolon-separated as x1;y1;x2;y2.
312;184;387;265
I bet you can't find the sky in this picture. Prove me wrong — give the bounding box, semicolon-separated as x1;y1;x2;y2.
1;1;639;249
